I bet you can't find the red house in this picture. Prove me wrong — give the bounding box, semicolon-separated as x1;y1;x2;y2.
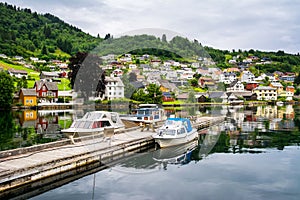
34;80;58;102
245;82;259;91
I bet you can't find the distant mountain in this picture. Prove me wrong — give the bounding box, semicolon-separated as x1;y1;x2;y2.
0;2;102;59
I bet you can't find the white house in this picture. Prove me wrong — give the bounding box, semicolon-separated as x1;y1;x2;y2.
241;71;255;83
226;80;244;92
104;76;124;100
180;70;195;80
112;69;123;77
219;72;237;84
8;69;28;78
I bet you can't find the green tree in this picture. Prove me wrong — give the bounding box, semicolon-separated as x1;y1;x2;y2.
162;34;167;43
0;111;15;150
145;84;162;104
121;74;136;98
68;52;106;101
0;71;15;109
189;78;198;87
294;73;300;86
132;89;147;102
187;90;196;103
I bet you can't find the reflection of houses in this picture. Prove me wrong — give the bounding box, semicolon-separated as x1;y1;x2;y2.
36;113;59;134
256;106;278;119
241;121;266;132
34;80;58;102
19;89;37;106
19;110;37;127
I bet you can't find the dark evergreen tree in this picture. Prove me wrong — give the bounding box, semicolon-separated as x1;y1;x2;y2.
68;52;106;101
0;71;15;109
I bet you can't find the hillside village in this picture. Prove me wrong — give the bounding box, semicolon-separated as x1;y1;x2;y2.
1;50;299;108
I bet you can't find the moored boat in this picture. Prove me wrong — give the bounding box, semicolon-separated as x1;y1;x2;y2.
152;118;198;148
61;111;125;137
121;104;165;125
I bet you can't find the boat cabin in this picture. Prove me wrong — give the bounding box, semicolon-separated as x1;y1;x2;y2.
134;104;165;123
158;118;193;136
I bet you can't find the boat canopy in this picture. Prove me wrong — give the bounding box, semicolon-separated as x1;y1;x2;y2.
166;118;193;132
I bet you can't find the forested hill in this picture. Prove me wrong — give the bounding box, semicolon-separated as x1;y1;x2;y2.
1;2;300;74
0;2;102;59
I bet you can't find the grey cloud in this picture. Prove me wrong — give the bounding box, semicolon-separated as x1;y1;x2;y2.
2;0;300;53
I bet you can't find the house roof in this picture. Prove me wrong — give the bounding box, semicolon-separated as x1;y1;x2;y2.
209;91;226;98
105;76;124;86
40;71;59;77
35;80;58;91
20;89;36;96
254;86;276;90
162;92;172;97
8;69;28;74
270;82;283;88
232;91;253;97
177;93;189;99
228;80;239;87
131;81;145;89
159;80;178;91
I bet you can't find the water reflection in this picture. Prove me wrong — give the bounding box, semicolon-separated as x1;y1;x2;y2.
0;110;75;151
4;105;300;200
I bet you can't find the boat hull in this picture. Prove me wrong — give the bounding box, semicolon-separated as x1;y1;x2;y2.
153;130;198;148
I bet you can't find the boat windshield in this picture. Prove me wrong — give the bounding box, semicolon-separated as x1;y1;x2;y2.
164;129;176;136
71;121;93;129
82;112;103;120
137;110;151;115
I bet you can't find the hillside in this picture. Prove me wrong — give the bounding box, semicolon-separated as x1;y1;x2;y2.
0;2;102;59
0;2;300;74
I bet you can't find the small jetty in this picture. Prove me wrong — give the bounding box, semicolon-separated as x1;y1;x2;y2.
0;116;224;198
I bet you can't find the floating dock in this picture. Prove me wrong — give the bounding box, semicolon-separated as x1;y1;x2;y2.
0;116;224;198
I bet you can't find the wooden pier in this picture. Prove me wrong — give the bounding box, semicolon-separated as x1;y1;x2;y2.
0;116;224;198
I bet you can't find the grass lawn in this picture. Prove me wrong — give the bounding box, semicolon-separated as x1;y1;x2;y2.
58;119;72;129
162;100;185;105
0;60;36;73
57;78;72;91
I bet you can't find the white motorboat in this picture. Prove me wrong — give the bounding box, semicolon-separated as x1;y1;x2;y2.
152;118;198;148
61;111;125;137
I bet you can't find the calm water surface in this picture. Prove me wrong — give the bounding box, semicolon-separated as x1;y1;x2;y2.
28;105;300;200
1;105;300;200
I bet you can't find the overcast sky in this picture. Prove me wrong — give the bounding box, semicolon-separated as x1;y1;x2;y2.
2;0;300;53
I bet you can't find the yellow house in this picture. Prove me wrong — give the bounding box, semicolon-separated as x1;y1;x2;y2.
19;89;37;106
269;82;284;95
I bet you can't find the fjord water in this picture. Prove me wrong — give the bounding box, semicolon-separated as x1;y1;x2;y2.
27;105;300;200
